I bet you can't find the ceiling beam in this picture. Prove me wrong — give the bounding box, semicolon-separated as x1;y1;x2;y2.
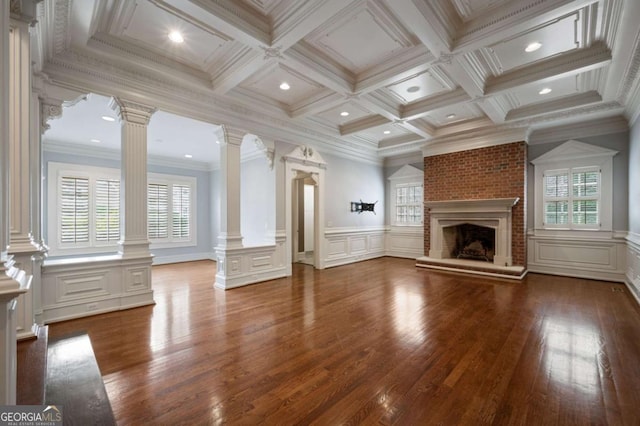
384;0;456;56
340;115;390;136
454;0;600;53
400;88;471;121
290;92;346;119
506;90;602;121
484;42;612;95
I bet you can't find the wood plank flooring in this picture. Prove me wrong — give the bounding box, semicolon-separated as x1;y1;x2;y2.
47;258;640;425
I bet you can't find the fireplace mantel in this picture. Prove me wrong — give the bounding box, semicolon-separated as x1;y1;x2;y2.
425;197;519;213
418;197;525;279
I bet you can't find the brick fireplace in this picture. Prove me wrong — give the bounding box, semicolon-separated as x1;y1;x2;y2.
417;142;527;278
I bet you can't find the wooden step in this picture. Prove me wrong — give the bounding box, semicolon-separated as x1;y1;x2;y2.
17;325;49;405
45;332;116;425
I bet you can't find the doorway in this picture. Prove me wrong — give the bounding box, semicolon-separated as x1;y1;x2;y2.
293;176;315;266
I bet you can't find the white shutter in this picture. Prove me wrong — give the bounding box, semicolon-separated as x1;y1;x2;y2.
59;176;90;243
95;179;120;242
148;183;169;239
172;184;190;239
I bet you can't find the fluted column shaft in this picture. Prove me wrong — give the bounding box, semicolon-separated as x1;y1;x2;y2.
110;98;156;258
217;125;244;248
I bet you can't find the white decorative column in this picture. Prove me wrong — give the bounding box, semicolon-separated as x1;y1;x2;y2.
217;125;244;248
215;126;244;289
109;98;156;259
0;0;30;405
8;3;40;339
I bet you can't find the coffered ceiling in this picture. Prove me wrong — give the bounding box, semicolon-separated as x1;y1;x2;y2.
33;0;640;164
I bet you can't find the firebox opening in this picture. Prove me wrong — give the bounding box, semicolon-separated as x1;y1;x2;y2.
443;224;495;262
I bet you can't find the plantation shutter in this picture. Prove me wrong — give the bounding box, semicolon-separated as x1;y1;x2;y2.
148;183;169;239
60;176;90;243
95;179;120;242
172;184;190;239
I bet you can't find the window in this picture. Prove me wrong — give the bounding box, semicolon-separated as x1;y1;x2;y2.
532;140;616;232
48;163;197;255
395;183;423;225
543;168;600;227
388;165;424;227
59;176;90;244
147;174;195;245
147;183;169;239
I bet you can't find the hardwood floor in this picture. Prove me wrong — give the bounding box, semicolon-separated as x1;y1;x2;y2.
47;258;640;425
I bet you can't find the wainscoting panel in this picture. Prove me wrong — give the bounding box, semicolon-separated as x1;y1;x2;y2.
215;235;288;290
42;255;154;323
324;227;387;268
386;226;424;259
626;233;640;305
528;234;627;282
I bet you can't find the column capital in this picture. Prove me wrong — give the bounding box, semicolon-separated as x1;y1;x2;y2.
217;125;245;147
109;97;156;126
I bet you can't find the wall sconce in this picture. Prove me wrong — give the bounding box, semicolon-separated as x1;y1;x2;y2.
351;200;377;214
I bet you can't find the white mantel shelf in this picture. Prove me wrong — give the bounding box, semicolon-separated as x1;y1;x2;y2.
425;198;520;213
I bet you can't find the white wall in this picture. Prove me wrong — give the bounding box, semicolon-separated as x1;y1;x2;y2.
240;155;275;245
323;153;385;229
627;120;640;303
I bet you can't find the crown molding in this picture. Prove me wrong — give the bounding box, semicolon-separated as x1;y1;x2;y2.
422;125;527;157
507;100;624;129
506;91;603;121
43;139;215;171
378;133;423;149
528;115;629;145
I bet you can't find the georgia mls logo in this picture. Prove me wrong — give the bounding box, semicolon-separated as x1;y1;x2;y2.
0;405;63;425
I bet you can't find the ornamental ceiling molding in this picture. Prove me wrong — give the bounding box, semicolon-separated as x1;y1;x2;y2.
43;50;383;164
616;29;640;106
506;100;624;128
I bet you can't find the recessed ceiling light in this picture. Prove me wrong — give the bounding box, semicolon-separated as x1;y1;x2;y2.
215;140;220;144
525;42;542;53
340;111;349;117
407;85;420;93
539;88;552;95
383;130;391;135
279;82;290;91
446;113;456;119
168;30;184;43
184;154;193;158
101;116;115;122
90;139;100;143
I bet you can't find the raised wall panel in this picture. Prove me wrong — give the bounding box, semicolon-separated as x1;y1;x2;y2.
324;228;386;268
42;255;154;323
626;235;640;305
124;266;150;292
387;227;423;258
56;271;111;302
528;235;626;282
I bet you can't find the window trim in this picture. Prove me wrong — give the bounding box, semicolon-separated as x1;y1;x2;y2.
532;141;615;233
388;165;424;227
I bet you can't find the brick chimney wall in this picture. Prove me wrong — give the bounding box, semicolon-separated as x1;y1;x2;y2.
423;142;527;267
